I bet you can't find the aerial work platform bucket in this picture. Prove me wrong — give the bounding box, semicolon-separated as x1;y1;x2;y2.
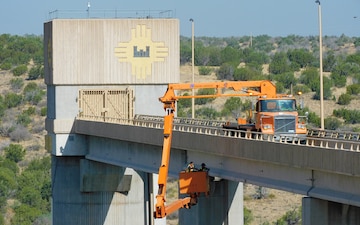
178;171;209;194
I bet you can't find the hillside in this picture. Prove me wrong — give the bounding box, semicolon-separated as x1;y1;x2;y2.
0;69;49;225
0;70;47;160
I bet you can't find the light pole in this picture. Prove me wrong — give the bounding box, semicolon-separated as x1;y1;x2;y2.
87;2;91;18
316;0;324;130
190;18;195;118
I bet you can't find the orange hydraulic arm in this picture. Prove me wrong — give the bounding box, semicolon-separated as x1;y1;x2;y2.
159;80;277;104
154;80;277;218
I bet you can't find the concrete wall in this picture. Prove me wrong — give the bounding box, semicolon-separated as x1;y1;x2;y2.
44;18;179;156
44;19;179;85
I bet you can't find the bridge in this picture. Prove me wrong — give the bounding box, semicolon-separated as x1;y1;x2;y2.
44;18;360;225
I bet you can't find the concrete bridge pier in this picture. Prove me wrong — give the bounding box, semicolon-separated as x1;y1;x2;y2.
52;157;153;225
302;197;360;225
179;179;244;225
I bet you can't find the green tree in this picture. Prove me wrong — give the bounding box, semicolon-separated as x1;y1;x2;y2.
323;51;336;72
0;62;11;70
298;107;320;127
0;95;5;117
252;35;274;52
17;157;51;213
16;113;32;127
40;107;47;117
10;78;24;92
240;47;269;65
180;37;191;65
216;63;235;80
330;72;347;88
354;37;360;48
220;46;241;65
4;144;26;162
325;117;342;130
193;43;223;66
177;93;192;109
331;62;360;88
11;204;42;225
333;109;360;124
335;34;351;46
195;107;218;119
244;207;254;225
337;93;352;105
269;52;290;75
23;82;45;105
271;72;297;90
274;208;301;225
0;158;19;174
313;76;332;100
195;88;216;105
198;66;212;75
0;167;17;206
207;46;223;66
292;84;311;96
287;48;315;68
222;97;242;116
234;66;261;81
12;64;28;76
345;52;360;65
28;65;44;80
18;186;46;209
4;92;23;108
346;84;360;95
299;67;319;91
275;82;286;94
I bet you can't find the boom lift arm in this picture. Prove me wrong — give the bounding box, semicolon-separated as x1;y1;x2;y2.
154;80;277;218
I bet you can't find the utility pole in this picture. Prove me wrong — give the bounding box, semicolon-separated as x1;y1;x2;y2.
316;0;325;130
190;18;195;119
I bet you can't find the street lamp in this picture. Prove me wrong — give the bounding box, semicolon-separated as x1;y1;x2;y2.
87;2;91;18
190;18;195;118
315;0;324;130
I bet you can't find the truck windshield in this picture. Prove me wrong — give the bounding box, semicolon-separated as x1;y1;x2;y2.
260;99;296;112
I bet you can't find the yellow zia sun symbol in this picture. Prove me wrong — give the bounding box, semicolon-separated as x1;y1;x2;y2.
114;24;169;79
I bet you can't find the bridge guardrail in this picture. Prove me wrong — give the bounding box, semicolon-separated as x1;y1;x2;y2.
76;114;360;152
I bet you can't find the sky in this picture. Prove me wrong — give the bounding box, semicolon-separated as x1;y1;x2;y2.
0;0;359;38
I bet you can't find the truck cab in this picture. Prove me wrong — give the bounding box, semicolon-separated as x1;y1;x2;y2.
255;97;307;142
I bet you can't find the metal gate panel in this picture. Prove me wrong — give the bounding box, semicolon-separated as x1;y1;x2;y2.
104;89;134;120
78;88;134;121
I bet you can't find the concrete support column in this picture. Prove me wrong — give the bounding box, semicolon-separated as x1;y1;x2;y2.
302;197;360;225
302;197;328;225
52;156;152;225
179;179;243;225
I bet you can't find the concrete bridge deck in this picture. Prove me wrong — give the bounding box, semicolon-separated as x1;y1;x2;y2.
73;118;360;208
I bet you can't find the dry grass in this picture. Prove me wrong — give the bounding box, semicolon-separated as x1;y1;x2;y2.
244;184;303;225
